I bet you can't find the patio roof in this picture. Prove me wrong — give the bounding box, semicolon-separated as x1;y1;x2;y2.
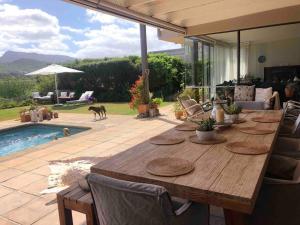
64;0;300;36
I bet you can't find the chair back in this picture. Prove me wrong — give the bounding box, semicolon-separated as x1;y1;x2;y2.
87;173;174;225
292;115;300;135
47;92;54;96
177;96;204;117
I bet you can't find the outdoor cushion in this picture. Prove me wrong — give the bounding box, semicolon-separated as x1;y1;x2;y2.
32;92;40;98
79;93;88;101
235;101;265;110
69;92;75;98
255;87;272;102
266;155;298;180
47;92;54;96
234;85;255;101
60;92;68;97
87;173;209;225
181;99;202;115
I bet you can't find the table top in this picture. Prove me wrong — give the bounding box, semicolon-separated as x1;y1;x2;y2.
91;110;282;214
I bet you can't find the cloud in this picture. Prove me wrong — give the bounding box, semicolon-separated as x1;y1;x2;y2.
61;26;89;34
0;3;71;56
75;10;181;58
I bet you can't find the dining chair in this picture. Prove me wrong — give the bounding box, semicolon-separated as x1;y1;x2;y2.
249;156;300;225
87;173;209;225
283;100;300;120
273;137;300;159
279;114;300;138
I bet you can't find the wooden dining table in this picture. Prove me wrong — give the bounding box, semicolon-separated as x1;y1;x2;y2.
91;110;283;225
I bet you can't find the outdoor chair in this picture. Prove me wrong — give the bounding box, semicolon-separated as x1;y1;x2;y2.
279;114;300;138
32;92;54;103
283;100;300;119
248;156;300;225
177;96;211;120
32;92;41;100
273;137;300;159
87;173;209;225
58;91;75;103
66;91;94;104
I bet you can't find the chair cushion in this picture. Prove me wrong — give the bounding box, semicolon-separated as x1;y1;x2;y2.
32;92;40;98
79;93;88;101
266;155;298;180
255;87;272;102
181;99;202;115
69;92;75;98
60;92;68;97
234;85;255;101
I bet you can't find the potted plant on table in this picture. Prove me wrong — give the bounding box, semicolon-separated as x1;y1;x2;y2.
192;118;216;141
129;76;149;115
174;102;184;120
222;103;242;123
149;98;163;117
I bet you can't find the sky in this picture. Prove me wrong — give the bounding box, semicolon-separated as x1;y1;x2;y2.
0;0;181;59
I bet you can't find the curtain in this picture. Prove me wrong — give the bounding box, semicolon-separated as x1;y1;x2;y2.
211;43;249;88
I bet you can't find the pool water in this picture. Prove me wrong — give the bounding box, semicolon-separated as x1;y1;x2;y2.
0;124;88;157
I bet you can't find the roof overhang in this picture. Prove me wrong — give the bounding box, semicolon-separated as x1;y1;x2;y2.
64;0;300;38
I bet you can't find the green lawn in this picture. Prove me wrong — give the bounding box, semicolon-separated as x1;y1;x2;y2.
0;102;172;122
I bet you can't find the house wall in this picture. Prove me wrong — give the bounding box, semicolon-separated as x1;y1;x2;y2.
248;37;300;79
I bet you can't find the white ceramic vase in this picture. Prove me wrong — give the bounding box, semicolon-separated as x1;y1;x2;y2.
196;130;217;141
225;114;239;123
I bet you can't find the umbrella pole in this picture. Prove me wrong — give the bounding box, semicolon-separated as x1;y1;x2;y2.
55;74;59;104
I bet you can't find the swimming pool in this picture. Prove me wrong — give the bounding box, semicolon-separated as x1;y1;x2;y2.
0;124;89;157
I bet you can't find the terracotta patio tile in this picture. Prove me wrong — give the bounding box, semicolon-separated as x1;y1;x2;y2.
31;165;50;176
0;185;14;198
20;177;48;196
2;173;44;190
4;197;56;225
0;191;35;215
0;217;19;225
14;159;48;172
1;157;33;168
0;168;24;183
40;152;70;161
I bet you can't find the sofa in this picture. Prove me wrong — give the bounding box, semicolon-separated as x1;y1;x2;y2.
233;85;280;110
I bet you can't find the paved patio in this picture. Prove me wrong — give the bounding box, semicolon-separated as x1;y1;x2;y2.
0;105;225;225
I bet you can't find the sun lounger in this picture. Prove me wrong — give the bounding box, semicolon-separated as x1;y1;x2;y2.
66;91;94;104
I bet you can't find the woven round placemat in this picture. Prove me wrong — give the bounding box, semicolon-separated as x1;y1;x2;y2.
149;135;185;145
189;135;227;145
239;127;275;135
251;116;280;123
175;123;198;131
233;118;247;124
146;157;194;177
225;142;269;155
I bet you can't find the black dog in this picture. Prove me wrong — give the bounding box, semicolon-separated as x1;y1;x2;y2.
88;106;107;120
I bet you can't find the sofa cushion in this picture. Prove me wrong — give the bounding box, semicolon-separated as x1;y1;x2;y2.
255;87;272;102
266;155;298;180
234;85;255;101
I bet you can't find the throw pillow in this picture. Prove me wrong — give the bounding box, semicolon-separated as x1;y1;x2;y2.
255;87;272;102
266;155;298;180
234;85;255;101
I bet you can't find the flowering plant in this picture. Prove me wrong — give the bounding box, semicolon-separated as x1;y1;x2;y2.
129;76;145;109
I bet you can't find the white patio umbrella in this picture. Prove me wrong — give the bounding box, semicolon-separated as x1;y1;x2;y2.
26;64;83;104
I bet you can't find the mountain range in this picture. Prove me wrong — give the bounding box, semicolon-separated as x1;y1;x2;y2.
0;51;75;76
